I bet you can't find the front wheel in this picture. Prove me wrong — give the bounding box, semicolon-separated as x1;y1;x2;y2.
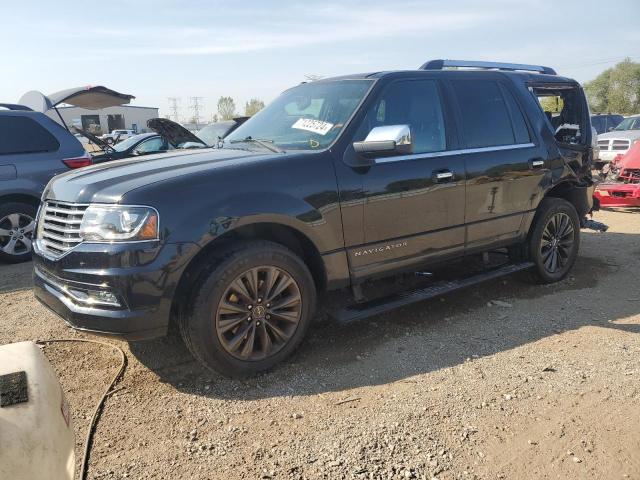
180;241;317;377
527;198;580;283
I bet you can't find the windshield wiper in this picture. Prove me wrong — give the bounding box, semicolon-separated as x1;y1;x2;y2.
229;136;284;153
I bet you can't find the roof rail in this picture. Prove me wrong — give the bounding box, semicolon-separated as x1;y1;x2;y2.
420;59;557;75
0;103;33;111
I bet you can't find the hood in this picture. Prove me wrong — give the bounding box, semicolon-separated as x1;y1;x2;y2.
147;118;206;148
598;129;640;141
616;142;640;170
18;86;134;113
43;148;275;204
72;126;110;151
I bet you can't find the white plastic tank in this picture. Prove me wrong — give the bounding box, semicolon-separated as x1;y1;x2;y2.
0;341;75;480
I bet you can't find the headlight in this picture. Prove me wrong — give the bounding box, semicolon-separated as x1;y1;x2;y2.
79;205;159;242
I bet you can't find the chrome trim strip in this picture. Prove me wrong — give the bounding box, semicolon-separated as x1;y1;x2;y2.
374;143;536;164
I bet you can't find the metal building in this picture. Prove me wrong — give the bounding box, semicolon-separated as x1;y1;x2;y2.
47;105;159;135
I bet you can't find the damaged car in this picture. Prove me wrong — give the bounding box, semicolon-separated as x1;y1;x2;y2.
33;60;598;376
595;141;640;207
86;119;207;163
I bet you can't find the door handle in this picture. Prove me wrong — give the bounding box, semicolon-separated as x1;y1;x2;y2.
529;159;545;169
434;170;454;182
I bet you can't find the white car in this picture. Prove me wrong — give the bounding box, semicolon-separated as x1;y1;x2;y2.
100;129;137;145
596;115;640;163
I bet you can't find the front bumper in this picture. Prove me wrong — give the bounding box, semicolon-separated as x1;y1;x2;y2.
594;183;640;208
32;241;199;341
598;150;626;162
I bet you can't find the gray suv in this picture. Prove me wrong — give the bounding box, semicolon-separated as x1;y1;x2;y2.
0;105;90;263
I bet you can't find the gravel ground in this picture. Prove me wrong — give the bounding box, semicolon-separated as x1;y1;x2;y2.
1;209;639;480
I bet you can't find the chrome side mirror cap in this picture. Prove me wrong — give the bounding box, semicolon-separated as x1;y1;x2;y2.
353;125;413;157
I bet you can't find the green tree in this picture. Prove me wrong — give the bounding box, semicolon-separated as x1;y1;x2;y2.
217;96;236;120
584;59;640;114
244;98;265;116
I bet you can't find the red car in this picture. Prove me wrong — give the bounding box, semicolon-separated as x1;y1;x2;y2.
595;141;640;207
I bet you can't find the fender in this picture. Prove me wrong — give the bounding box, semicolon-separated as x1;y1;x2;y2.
159;190;343;255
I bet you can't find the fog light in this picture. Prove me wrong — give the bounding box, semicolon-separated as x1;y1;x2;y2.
66;287;121;307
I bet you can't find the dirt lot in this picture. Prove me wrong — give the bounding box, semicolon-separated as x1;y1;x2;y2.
1;209;639;480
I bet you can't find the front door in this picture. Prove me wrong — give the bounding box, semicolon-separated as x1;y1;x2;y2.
347;79;466;279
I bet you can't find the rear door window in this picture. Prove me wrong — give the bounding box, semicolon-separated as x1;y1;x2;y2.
0;116;60;155
501;86;531;144
451;80;517;148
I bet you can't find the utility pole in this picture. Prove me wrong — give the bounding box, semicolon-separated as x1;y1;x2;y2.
189;97;204;129
167;97;181;122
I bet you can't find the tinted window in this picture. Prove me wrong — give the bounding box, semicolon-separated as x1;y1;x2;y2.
502;87;530;144
452;80;515;148
0;116;60;155
357;79;446;154
591;116;605;134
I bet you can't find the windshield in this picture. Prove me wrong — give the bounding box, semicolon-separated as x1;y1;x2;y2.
112;135;144;152
197;121;235;145
614;117;640;131
225;80;373;151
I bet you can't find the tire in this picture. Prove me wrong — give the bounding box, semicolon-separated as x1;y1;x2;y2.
527;198;580;284
179;241;317;378
0;202;37;264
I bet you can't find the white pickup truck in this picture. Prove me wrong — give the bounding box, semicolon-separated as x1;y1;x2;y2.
100;128;137;145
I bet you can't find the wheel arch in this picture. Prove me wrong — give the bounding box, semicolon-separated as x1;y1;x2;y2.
0;193;41;209
543;180;592;218
169;222;327;331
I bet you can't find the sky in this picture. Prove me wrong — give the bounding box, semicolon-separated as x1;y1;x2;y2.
1;0;639;121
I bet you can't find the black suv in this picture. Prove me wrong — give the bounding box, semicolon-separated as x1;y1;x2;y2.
33;60;595;377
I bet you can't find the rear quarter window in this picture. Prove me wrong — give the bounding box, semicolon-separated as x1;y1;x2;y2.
0;116;60;155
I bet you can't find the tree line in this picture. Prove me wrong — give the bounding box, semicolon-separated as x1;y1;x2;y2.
214;97;265;122
584;58;640;115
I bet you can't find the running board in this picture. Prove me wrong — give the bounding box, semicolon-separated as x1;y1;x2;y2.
332;262;534;324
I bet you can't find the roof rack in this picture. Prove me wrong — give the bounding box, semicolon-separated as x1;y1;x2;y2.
0;103;33;111
420;59;557;75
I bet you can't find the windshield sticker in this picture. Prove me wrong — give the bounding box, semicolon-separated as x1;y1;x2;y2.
292;118;334;136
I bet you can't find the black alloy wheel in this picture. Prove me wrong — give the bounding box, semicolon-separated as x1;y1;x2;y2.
215;266;303;361
539;212;575;274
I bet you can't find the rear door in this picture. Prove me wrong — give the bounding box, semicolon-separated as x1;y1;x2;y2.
449;78;544;251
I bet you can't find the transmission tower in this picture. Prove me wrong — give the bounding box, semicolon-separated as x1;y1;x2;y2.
189;97;204;128
167;97;181;122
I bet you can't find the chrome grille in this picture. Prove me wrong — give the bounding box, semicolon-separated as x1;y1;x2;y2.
597;139;610;150
37;201;88;258
612;139;630;150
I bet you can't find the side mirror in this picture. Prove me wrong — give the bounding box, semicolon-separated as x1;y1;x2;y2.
353;125;413;158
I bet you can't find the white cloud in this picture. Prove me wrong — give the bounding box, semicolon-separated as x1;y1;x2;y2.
57;4;504;58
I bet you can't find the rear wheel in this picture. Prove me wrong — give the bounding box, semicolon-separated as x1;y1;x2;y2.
527;198;580;283
0;202;37;263
180;241;316;377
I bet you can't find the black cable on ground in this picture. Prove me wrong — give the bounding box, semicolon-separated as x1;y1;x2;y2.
36;338;127;480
